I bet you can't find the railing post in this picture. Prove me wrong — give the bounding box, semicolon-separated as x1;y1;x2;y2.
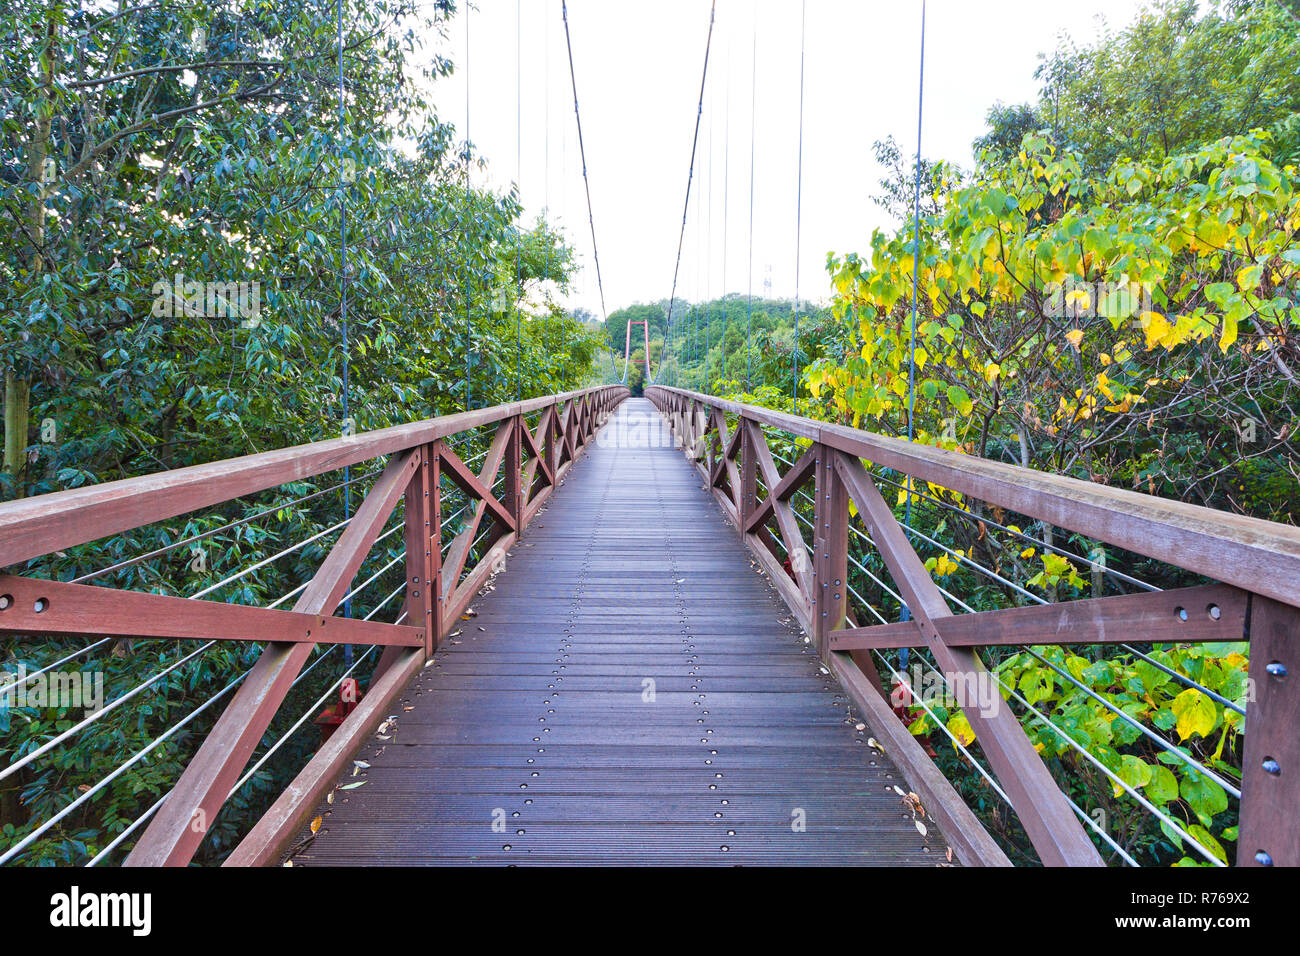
547;399;559;480
812;443;849;655
505;415;522;531
1239;596;1300;866
404;444;440;657
740;415;757;531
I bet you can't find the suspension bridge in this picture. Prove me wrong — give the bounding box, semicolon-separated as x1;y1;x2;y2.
0;1;1297;870
0;386;1296;866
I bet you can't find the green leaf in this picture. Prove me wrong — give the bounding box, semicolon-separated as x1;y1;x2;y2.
1187;824;1228;864
1180;771;1228;823
1118;754;1153;790
1146;764;1179;805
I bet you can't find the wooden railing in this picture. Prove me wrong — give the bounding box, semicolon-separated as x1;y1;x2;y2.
0;384;628;866
646;384;1300;868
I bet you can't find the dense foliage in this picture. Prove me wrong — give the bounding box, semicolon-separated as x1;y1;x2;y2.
607;295;833;396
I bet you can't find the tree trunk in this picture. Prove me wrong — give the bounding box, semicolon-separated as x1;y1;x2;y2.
3;371;29;496
5;4;61;500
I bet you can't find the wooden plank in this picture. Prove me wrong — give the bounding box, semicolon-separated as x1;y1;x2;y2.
0;574;423;647
0;386;623;571
647;385;821;441
522;483;555;528
504;417;523;530
125;450;420;867
521;406;555;488
828;584;1248;650
709;408;743;503
832;450;1102;867
1238;596;1300;866
436;428;516;597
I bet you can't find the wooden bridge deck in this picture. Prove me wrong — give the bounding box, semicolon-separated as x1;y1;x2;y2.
289;398;949;865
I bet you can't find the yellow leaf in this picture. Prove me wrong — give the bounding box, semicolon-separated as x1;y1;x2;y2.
1139;311;1169;349
1236;264;1262;293
1219;315;1238;352
947;712;976;747
1171;689;1216;740
1064;328;1084;349
310;815;323;834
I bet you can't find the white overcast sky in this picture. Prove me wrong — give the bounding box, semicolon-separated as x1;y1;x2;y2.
425;0;1148;318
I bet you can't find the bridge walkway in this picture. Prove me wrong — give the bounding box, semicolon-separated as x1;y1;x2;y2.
290;398;948;865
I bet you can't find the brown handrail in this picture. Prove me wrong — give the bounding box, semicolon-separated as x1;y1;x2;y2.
0;384;629;866
0;387;622;571
646;384;1298;868
648;385;1300;609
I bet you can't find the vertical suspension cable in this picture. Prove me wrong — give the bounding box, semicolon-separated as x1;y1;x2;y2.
900;0;927;653
665;0;717;390
721;41;731;390
543;0;551;381
904;0;928;461
696;128;704;391
561;61;569;382
705;75;713;391
791;0;806;415
561;1;610;356
336;0;353;645
463;5;473;410
745;12;757;393
516;0;523;401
